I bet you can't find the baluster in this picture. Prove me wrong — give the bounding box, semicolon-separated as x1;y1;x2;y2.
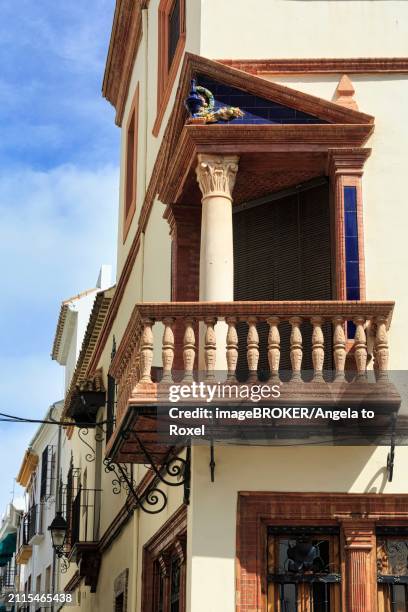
267;316;280;381
183;318;196;382
311;316;325;381
139;318;154;383
354;316;368;379
161;317;175;382
333;317;346;381
247;317;259;382
289;316;303;382
226;317;238;381
204;318;217;380
375;315;389;379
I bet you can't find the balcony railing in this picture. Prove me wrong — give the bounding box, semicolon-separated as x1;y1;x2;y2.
0;566;16;592
15;514;32;565
27;504;44;545
110;300;395;420
18;513;30;548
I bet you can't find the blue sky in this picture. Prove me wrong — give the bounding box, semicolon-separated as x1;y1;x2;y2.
0;1;119;510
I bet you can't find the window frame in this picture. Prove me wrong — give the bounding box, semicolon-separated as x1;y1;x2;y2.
123;84;140;243
154;0;186;137
141;506;187;612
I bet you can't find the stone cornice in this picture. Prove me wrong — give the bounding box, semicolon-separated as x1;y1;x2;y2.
219;57;408;75
327;147;372;176
161;124;374;205
102;0;149;126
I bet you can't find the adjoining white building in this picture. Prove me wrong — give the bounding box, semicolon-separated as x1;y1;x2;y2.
0;503;23;611
13;266;112;610
15;402;63;607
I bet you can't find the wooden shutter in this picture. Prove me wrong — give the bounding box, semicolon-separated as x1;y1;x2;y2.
233;179;333;378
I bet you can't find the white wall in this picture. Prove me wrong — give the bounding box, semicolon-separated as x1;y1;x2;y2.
187;444;408;612
200;0;408;59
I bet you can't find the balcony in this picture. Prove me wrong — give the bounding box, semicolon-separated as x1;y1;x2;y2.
15;514;32;565
107;300;400;464
0;566;16;595
27;504;44;546
62;485;101;593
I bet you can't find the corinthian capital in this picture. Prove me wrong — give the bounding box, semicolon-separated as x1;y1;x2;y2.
196;154;239;201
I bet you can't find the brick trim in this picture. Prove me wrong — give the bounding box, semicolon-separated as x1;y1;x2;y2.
328;148;371;301
219;57;408;75
153;0;186;137
141;505;187;612
237;492;408;612
123;84;140;243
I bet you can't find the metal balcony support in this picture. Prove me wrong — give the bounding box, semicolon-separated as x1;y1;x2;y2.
103;433;191;514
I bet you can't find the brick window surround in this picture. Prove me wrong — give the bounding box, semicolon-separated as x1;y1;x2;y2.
123;84;139;243
237;492;408;612
141;505;187;612
153;0;186;137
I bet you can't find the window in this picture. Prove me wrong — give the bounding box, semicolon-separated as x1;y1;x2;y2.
115;593;124;612
168;0;181;71
113;569;128;612
169;555;181;612
123;85;139;242
40;445;55;500
154;0;186;136
151;550;184;612
142;507;186;612
377;530;408;611
267;527;341;611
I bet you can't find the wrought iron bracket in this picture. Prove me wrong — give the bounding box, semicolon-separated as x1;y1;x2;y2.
387;413;397;482
77;423;108;463
103;442;191;514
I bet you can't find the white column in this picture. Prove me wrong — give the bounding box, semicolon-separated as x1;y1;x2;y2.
196;154;239;301
195;154;239;372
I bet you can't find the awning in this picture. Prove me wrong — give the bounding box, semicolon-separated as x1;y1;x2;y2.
0;532;16;567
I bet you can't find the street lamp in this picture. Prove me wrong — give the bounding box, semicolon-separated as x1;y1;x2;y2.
48;511;67;556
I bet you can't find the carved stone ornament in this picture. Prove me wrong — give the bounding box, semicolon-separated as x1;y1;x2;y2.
185;79;244;124
196;154;239;201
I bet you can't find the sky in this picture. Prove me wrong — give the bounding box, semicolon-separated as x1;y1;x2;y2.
0;1;119;512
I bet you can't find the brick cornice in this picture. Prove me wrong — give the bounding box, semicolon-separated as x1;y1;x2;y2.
327;147;372;177
102;0;149;126
219;57;408;75
161;124;374;205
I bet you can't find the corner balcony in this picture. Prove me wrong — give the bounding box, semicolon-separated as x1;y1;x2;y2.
106;300;400;465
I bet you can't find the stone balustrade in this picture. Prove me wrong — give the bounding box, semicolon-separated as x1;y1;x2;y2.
105;300;400;461
113;301;394;391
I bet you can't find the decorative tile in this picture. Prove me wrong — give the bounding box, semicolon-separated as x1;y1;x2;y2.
197;75;327;125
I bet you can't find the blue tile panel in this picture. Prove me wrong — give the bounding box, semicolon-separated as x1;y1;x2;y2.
197;75;327;125
344;186;360;337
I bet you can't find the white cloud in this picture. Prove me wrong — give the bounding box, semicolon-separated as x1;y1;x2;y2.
0;163;119;306
0;162;119;510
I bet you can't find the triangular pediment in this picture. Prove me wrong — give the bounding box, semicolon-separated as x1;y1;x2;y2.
155;53;374;207
179;53;374;126
196;74;328;125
